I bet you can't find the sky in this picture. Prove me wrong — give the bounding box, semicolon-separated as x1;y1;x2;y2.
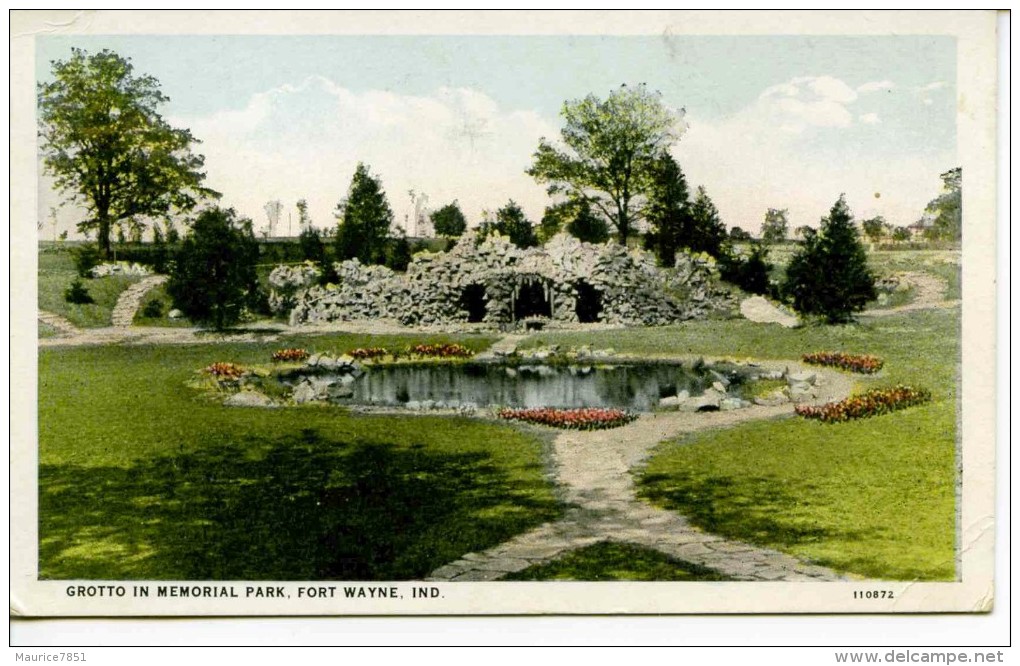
36;34;957;238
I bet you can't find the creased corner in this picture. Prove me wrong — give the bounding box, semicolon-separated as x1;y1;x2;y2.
11;10;95;39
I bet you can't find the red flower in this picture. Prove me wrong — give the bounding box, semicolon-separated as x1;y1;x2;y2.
203;362;245;380
407;343;473;359
347;347;389;361
497;407;638;430
796;385;931;423
271;348;310;362
802;352;884;374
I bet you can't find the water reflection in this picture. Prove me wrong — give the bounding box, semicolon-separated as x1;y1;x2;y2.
306;362;723;412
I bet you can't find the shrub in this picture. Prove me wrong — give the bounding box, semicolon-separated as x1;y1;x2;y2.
167;207;262;330
141;298;164;319
271;348;310;363
802;352;884;374
795;385;931;423
64;278;94;304
71;244;102;278
498;407;638;431
719;242;772;296
385;234;413;272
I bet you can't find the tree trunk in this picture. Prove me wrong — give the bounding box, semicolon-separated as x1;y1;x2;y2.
616;209;629;245
97;216;112;259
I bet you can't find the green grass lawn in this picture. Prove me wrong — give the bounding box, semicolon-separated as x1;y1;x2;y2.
38;250;142;328
132;282;194;327
38;322;61;338
502;541;733;581
38;331;563;580
522;308;959;581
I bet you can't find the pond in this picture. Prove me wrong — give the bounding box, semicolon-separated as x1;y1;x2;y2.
281;360;748;412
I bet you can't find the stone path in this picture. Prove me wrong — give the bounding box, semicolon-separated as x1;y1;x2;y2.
427;360;858;582
863;271;960;317
37;311;81;337
476;333;528;359
110;275;168;327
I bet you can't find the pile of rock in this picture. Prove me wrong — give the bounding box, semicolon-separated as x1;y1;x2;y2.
284;261;409;325
286;354;365;404
667;252;738;319
90;262;152;278
656;366;821;412
268;262;322;314
280;232;734;328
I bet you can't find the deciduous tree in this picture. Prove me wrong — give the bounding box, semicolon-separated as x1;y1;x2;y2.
923;167;962;241
37;48;216;258
527;84;684;244
430;201;468;238
761;208;789;245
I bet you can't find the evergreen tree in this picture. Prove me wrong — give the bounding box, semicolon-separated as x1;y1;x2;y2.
167;207;261;330
334;163;394;264
298;226;325;263
783;195;876;323
719;242;772;296
644;152;692;267
645;163;729;267
493;200;538;248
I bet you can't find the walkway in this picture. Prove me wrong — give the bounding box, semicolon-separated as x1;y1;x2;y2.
37;311;81;337
427;360;858;582
863;271;960;317
110;275;168;327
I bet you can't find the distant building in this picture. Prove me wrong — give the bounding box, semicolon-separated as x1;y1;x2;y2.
409;190;432;238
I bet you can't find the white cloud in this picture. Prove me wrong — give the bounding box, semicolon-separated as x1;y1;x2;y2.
755;75;860;132
857;80;896;94
169;76;561;234
673;75;952;234
919;81;948;92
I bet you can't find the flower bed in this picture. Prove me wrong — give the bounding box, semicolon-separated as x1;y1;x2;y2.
802;352;884;374
203;362;246;381
497;407;638;431
408;343;474;359
795;385;931;423
271;348;310;363
347;347;389;361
